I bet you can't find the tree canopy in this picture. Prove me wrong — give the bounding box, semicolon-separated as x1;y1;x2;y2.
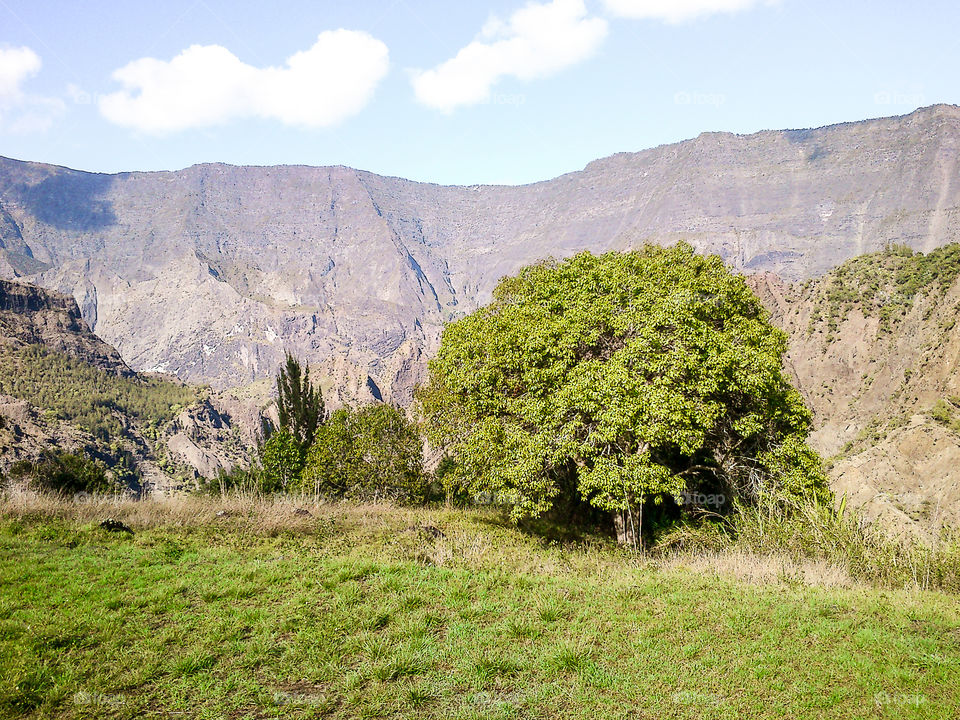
302;404;425;503
416;244;829;548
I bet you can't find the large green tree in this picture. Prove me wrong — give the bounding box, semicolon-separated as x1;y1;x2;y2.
417;244;829;549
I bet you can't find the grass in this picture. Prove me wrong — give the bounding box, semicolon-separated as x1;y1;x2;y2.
0;495;958;719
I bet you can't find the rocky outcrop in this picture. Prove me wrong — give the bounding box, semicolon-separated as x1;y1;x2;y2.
163;399;247;484
0;281;252;490
751;262;960;539
0;105;958;401
0;279;132;376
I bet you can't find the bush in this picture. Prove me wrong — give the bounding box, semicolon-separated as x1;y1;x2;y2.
9;450;121;496
260;429;305;493
657;490;960;591
811;242;960;335
302;404;425;503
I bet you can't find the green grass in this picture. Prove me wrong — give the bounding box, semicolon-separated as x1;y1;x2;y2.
0;499;957;719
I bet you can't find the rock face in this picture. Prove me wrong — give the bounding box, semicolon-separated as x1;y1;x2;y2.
751;264;960;539
164;399;244;483
0;280;250;489
0;279;132;376
0;105;958;401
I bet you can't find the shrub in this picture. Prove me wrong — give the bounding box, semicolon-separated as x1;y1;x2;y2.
302;404;425;503
0;345;196;440
9;450;121;496
260;429;304;493
196;464;258;496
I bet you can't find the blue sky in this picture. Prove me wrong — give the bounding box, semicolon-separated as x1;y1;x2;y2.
0;0;955;185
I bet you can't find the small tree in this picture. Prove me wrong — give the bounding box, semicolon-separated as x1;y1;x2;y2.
301;404;425;503
260;428;304;493
276;353;324;449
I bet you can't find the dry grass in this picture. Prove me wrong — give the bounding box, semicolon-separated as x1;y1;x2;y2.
653;548;854;588
0;489;330;534
0;490;879;591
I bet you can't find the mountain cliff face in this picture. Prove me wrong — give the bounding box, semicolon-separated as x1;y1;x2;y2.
751;246;960;538
1;105;958;402
0;279;132;376
0;281;248;490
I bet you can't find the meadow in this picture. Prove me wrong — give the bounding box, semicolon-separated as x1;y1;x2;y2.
1;495;957;719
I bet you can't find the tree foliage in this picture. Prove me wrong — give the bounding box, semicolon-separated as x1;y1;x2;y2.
302;404;425;502
0;345;197;440
259;428;305;493
276;353;324;448
417;244;829;545
9;450;120;495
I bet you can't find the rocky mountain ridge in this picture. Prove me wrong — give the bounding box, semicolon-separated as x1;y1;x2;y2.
751;245;960;538
0;281;249;491
1;104;958;403
0;279;131;376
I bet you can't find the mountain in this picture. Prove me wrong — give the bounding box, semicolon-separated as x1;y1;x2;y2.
752;244;960;538
1;105;958;404
0;280;248;491
0;279;131;376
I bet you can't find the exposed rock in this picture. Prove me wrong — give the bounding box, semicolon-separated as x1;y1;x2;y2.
0;393;90;471
0;105;957;403
99;518;134;534
0;279;132;375
0;282;253;492
752;260;960;539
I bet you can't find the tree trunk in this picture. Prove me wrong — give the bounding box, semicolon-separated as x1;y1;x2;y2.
613;505;642;551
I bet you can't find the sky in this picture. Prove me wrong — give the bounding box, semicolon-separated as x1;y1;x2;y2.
0;0;955;185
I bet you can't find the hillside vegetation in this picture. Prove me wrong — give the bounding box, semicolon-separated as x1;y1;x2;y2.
0;497;957;720
750;242;960;537
0;343;250;494
0;344;197;441
808;243;960;337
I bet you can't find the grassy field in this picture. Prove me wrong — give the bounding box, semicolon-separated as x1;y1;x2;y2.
1;496;957;719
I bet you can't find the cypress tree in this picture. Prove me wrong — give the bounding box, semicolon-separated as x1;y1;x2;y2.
276;353;325;448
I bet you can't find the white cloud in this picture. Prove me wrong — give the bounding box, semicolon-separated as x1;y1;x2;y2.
99;30;389;133
603;0;773;23
0;46;64;133
0;46;41;102
411;0;608;113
